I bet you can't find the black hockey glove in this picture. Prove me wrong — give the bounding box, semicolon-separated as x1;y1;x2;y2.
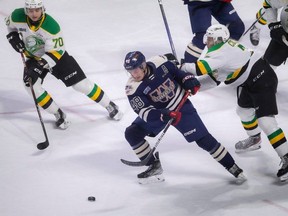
160;109;182;126
6;31;25;53
268;22;288;45
181;73;200;95
23;58;47;86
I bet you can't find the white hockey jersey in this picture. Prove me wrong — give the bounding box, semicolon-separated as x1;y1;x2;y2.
182;39;260;90
5;8;66;68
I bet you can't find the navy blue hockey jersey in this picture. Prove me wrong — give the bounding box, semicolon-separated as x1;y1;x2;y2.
125;55;188;124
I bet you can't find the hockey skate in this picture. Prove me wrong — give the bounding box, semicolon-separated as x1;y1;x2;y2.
228;164;247;184
137;152;165;184
235;134;261;153
54;109;70;129
106;101;123;121
250;25;260;46
277;153;288;182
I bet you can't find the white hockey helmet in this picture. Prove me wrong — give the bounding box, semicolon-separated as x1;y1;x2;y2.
204;24;230;45
25;0;45;14
280;5;288;33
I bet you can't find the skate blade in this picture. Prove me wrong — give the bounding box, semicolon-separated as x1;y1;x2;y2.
235;173;247;184
58;120;71;130
138;174;165;185
110;111;123;121
235;144;261;153
279;173;288;182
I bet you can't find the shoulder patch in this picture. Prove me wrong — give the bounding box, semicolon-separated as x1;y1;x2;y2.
147;55;168;68
41;14;60;35
11;8;26;23
125;77;142;96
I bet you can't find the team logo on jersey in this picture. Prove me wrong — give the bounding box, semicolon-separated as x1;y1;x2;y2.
149;78;175;103
143;86;151;94
25;35;45;54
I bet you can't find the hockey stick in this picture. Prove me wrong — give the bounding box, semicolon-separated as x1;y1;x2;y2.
157;0;178;59
120;91;191;167
243;10;266;36
20;52;49;150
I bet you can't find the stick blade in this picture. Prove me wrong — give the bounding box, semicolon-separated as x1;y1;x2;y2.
120;148;155;167
37;141;49;150
120;158;146;167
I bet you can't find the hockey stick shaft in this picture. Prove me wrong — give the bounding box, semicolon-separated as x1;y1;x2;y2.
158;0;178;59
20;52;49;150
121;91;191;167
243;10;266;36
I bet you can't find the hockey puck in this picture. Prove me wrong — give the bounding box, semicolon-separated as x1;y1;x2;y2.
88;196;96;201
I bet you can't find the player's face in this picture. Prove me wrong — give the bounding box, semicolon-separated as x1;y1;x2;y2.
206;37;215;49
26;8;43;22
128;67;145;82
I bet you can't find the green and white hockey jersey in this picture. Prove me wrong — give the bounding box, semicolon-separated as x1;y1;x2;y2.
5;8;65;68
182;39;258;89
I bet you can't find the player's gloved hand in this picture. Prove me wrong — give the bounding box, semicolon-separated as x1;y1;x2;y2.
6;31;25;53
23;58;47;86
182;73;201;95
160;109;182;126
269;22;288;45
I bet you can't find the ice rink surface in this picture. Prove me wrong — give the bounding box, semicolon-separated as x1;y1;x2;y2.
0;0;288;215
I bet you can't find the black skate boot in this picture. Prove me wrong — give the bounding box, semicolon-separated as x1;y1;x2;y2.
228;164;247;184
137;152;165;184
54;109;70;129
277;153;288;182
106;101;123;121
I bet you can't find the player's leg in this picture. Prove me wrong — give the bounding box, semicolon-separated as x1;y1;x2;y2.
184;2;212;63
246;58;288;181
23;70;70;129
213;2;245;40
235;105;262;152
54;52;123;120
72;78;123;120
125;118;165;184
175;101;246;182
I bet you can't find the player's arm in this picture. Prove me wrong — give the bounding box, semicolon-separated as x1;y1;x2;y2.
5;10;25;53
180;60;221;91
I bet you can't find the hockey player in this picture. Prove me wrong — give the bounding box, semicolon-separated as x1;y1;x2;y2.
182;0;245;63
243;2;288;149
5;0;123;129
123;51;245;184
181;24;288;182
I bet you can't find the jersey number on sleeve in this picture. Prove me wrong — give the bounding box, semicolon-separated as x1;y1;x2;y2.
52;37;64;48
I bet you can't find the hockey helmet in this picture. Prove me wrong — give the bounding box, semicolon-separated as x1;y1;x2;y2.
280;5;288;33
25;0;45;14
124;51;146;70
204;24;230;44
